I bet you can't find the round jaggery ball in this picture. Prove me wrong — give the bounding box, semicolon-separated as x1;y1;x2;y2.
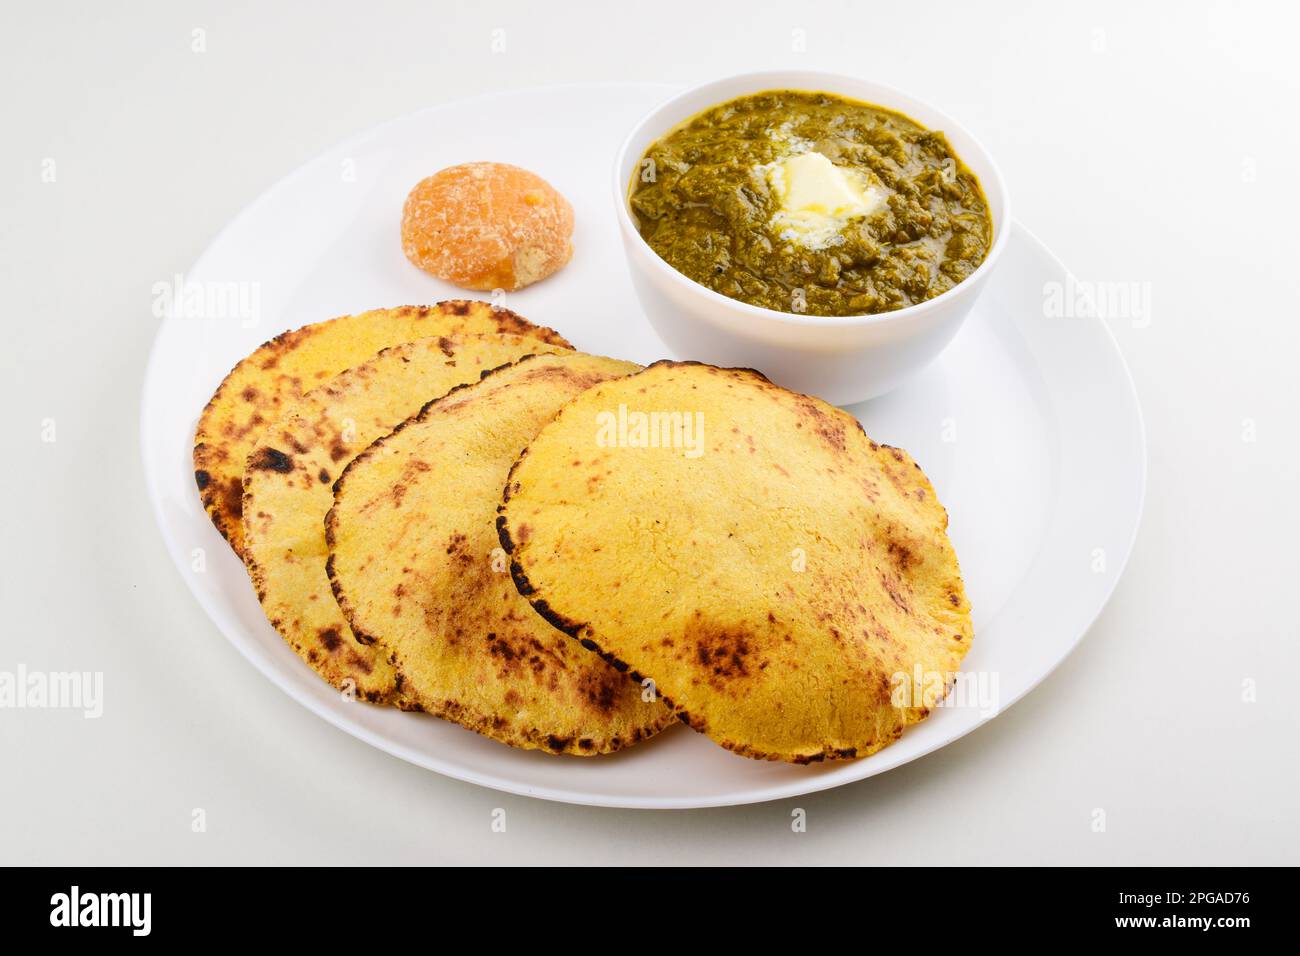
400;162;574;292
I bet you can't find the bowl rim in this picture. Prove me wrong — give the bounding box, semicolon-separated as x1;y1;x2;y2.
613;70;1011;329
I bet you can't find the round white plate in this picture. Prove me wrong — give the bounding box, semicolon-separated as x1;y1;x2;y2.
141;82;1145;809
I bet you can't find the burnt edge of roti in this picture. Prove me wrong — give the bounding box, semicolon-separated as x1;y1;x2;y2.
193;453;240;550
239;461;404;708
495;359;930;764
420;699;662;756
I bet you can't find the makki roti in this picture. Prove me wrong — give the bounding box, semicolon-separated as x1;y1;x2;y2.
326;352;673;754
195;301;570;558
242;333;568;705
498;360;973;763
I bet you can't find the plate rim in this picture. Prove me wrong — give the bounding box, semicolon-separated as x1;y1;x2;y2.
140;82;1147;809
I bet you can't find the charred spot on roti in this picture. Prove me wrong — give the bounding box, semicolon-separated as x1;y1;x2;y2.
886;539;920;571
578;669;623;714
249;447;295;473
216;478;243;534
693;626;755;684
795;395;849;452
319;627;343;652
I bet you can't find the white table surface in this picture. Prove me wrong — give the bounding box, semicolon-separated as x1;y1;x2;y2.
2;0;1296;865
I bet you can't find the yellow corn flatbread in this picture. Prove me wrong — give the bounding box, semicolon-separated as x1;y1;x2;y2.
498;361;973;763
242;333;568;705
327;353;673;753
195;302;570;558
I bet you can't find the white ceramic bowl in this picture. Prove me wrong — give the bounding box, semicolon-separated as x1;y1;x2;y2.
614;71;1011;406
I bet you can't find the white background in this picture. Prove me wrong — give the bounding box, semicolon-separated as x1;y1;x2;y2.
2;0;1297;864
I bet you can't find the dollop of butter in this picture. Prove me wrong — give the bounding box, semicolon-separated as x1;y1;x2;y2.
763;151;883;249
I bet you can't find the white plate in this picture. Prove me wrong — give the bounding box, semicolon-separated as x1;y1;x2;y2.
141;82;1145;809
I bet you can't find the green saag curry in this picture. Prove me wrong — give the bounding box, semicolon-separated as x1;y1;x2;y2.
629;91;993;317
